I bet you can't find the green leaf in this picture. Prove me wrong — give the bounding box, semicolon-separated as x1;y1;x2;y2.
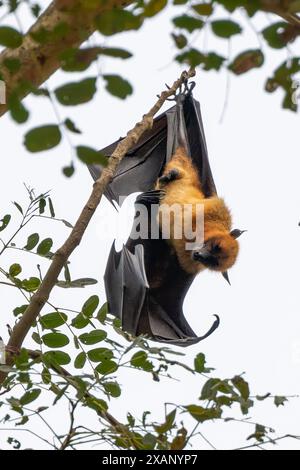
22;277;40;292
43;351;71;366
20;389;41;405
232;376;250;400
229;49;264;75
48;198;55;217
247;424;267;442
172;15;204;33
103;75;133;99
144;0;167;17
24;125;62;152
96;9;142;36
9;263;22;277
71;313;90;329
185;405;222;423
274;396;288;407
0;26;22;48
262;22;291;49
24;233;39;250
79;329;107;345
55;78;97;106
0;214;11;232
64;118;81;134
74;352;86;369
96;360;118;375
87;348;114;363
42;332;70;348
154;409;176;433
171;33;188;49
40;312;67;329
13;202;23;215
13;304;28;317
57;278;98;289
37;238;53;256
97;303;108;324
194;353;213;374
76;146;108;166
203;52;225;71
176;48;205;67
192;3;213;15
63;163;75;177
82;295;99;317
130;351;153;371
201;378;232;400
104;381;121;397
39;198;46;214
8;95;29;123
32;331;42;345
211;19;242;38
98;47;132;59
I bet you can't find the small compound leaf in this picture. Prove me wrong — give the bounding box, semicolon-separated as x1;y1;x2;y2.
0;26;22;48
103;74;133;99
0;214;11;232
211;19;242;38
37;238;53;256
24;125;62;152
74;352;86;369
96;360;118;375
9;263;22;277
185;405;222;423
40;312;67;329
55;78;97;106
172;15;204;33
96;9;142;36
76;146;107;166
82;295;99;317
229;49;264;75
64;118;81;134
24;233;39;250
42;332;70;348
87;348;114;363
104;381;121;397
274;396;288;407
79;329;107;345
144;0;167;17
20;389;41;406
43;351;71;366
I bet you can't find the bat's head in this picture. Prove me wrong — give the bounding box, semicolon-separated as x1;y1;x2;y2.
192;229;245;273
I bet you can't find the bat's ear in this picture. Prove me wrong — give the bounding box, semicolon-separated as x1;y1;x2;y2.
222;271;231;286
230;229;247;239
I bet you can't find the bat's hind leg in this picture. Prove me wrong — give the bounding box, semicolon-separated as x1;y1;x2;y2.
158;168;181;187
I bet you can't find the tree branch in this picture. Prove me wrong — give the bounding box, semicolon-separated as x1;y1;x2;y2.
0;67;195;387
0;0;133;118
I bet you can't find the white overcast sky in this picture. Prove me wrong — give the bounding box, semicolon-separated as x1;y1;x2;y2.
0;2;300;450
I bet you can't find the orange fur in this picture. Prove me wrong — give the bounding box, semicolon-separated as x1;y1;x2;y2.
156;147;239;275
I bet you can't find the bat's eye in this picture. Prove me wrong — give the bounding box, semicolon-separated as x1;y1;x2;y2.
212;244;221;254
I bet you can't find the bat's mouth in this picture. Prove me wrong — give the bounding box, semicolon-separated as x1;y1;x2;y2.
192;250;219;268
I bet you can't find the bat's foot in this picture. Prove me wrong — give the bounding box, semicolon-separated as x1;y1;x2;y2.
159;169;180;187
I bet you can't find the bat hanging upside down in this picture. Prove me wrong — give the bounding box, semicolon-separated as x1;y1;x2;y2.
156;147;244;280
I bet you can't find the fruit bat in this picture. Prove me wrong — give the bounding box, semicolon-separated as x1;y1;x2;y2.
89;88;230;346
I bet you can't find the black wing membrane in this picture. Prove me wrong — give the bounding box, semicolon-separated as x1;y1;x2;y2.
98;90;220;346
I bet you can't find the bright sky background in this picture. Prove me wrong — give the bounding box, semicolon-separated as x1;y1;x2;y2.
0;2;300;450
